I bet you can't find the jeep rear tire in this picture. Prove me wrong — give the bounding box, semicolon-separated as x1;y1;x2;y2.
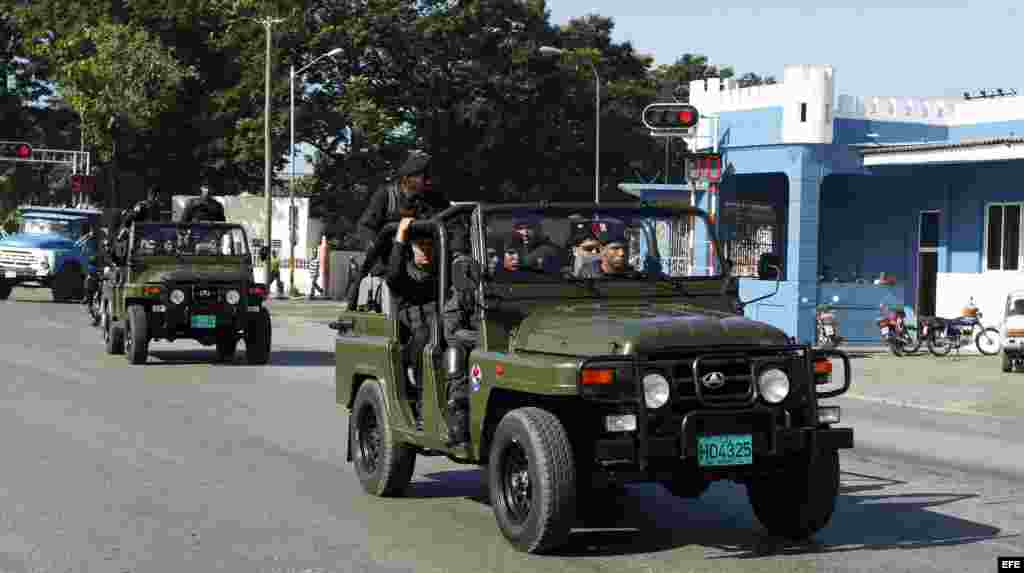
747;448;840;540
350;380;416;496
0;281;11;300
125;305;150;364
106;323;125;355
488;407;576;554
244;309;271;365
216;335;237;363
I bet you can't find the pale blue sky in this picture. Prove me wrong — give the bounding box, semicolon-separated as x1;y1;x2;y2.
544;0;1021;99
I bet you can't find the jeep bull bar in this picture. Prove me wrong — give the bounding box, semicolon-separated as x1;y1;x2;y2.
576;344;852;471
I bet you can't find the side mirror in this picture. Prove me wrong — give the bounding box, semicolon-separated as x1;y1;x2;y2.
736;264;783;311
259;246;269;262
452;256;481;291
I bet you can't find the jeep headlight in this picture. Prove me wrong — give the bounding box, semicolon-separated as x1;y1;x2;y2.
225;289;241;305
757;368;790;404
642;372;671;409
169;289;185;305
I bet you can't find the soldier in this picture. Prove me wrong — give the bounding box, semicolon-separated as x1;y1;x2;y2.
506;214;563;273
179;185;226;223
346;151;451;307
576;220;637;278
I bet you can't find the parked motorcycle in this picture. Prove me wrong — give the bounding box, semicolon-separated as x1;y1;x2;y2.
877;303;921;356
923;297;1002;356
816;301;844;349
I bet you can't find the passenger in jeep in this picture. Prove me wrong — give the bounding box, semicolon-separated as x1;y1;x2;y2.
575;220;636;278
566;216;605;275
506;214;563;273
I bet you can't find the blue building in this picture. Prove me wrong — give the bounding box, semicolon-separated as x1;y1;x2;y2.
624;64;1024;344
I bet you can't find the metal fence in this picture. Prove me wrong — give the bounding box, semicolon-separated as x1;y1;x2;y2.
724;223;776;277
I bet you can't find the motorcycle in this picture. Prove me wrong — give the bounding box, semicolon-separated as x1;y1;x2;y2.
816;302;844;349
923;297;1002;356
877;303;921;356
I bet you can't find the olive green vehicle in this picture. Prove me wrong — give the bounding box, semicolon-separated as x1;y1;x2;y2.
333;201;854;554
100;222;273;365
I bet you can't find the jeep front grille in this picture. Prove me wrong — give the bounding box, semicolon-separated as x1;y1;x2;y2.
690;355;756;407
0;249;38;269
192;285;221;303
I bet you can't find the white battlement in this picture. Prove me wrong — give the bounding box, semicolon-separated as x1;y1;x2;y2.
687;64;1024;139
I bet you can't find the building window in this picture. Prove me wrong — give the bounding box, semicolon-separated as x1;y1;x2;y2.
723;201;782;278
800;103;807;122
986;203;1022;271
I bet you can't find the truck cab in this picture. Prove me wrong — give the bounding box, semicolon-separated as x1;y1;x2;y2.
0;206;103;301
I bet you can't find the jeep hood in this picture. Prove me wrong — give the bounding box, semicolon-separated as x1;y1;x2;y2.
0;233;77;250
136;265;250;284
512;304;789;356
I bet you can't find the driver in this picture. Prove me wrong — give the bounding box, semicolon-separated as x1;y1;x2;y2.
576;221;635;278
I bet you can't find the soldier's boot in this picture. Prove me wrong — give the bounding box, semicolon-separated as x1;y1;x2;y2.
444;398;470;448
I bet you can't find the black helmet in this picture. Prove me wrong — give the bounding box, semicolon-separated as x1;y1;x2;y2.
395;151;432;178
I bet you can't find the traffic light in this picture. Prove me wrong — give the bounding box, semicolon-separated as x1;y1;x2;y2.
0;142;32;159
642;103;700;131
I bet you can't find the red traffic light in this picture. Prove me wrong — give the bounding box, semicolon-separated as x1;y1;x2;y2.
14;144;31;159
642;103;700;130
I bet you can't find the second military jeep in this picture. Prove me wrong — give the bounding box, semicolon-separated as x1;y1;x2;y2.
333;201;853;554
101;222;272;365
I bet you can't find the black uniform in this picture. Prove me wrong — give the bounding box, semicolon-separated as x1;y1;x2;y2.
385;239;476;444
180;196;226;222
356;183;451;248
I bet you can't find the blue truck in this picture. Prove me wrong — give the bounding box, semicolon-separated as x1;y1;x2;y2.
0;206;104;301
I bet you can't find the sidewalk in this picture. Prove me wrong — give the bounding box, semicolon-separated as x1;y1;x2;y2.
264;296;348;324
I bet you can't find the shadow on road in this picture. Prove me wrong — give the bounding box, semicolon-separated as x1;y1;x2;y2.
145;348;335;367
405;468;1010;558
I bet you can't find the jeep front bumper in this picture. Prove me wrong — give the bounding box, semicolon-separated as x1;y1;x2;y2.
148;303;262;337
1;266;50;282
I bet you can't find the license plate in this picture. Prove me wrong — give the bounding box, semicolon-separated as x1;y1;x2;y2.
191;315;216;328
881;326;890;336
697;434;753;467
4;271;14;279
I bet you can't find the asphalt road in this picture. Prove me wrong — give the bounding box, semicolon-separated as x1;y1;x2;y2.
0;287;1021;573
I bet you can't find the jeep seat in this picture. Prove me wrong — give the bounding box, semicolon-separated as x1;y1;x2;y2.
355;275;394;316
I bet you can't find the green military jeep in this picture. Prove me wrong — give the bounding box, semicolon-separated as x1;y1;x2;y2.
101;222;273;365
333;201;853;554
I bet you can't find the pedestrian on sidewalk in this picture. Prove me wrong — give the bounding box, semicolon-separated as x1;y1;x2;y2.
269;251;285;298
308;242;325;300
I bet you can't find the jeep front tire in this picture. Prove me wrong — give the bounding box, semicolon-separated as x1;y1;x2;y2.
51;266;83;302
125;305;150;364
0;281;11;300
747;448;840;540
488;407;576;554
350;380;416;496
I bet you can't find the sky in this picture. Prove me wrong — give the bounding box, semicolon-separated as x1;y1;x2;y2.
544;0;1021;99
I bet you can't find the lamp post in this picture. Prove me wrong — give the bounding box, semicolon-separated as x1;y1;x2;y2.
257;16;286;284
289;47;342;296
539;46;601;203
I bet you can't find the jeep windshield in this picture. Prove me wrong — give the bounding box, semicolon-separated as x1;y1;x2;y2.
19;217;76;238
131;224;250;258
482;204;724;283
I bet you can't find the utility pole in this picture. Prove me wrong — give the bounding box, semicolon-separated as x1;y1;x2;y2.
256;15;286;284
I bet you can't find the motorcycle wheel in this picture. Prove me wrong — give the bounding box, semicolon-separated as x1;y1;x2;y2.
928;336;953;356
975;327;1002;355
902;330;922;354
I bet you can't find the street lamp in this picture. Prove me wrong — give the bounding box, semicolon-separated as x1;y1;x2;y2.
257;16;286;285
289;47;342;296
539;46;601;203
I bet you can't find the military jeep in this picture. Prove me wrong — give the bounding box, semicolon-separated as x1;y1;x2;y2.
100;222;272;365
333;201;853;554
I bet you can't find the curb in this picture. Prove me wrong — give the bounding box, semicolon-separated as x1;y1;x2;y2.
841;392;1014;420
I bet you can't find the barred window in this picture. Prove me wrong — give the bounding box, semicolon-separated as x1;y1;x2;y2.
722;201;781;278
